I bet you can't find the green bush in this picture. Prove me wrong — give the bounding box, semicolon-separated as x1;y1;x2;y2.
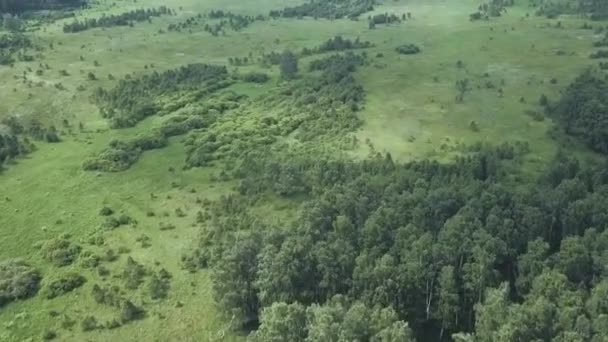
395;44;421;55
0;259;42;307
44;273;86;299
38;237;81;267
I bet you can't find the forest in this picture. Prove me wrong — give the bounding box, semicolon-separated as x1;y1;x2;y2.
0;0;83;14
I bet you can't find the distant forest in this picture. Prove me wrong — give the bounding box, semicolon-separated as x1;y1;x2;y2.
0;0;84;14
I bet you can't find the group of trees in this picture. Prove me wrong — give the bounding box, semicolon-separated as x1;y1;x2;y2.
301;35;373;56
368;12;409;29
0;0;83;14
549;69;608;154
0;32;34;65
533;0;608;19
85;92;243;172
269;0;376;20
203;11;264;36
184;52;366;169
470;0;514;20
62;6;171;33
188;139;608;340
93;63;230;128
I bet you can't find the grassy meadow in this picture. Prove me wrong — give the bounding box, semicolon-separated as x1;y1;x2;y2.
0;0;603;340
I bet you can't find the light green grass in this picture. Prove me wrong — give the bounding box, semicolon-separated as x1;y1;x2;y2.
0;0;603;340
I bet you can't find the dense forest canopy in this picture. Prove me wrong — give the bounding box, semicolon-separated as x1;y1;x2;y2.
0;0;84;13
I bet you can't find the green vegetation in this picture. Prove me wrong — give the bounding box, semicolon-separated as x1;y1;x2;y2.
43;273;86;299
0;0;83;14
270;0;376;20
2;0;608;340
0;259;41;307
93;63;230;128
396;43;421;55
63;7;172;33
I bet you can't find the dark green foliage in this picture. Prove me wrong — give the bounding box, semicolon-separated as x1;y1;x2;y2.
38;237;81;267
0;130;33;169
148;269;171;300
93;63;230;128
122;257;147;290
42;330;57;340
196;140;608;339
0;259;41;307
241;72;270;83
590;50;608;59
369;13;401;25
81;316;98;331
270;0;376;20
0;33;33;65
91;284;122;306
44;273;86;299
0;0;83;14
119;300;145;323
185;54;365;168
63;7;171;33
550;69;608;154
83;133;167;172
477;0;514;18
99;206;114;216
535;0;608;19
395;44;421;55
301;35;373;56
279;50;298;80
201;10;263;35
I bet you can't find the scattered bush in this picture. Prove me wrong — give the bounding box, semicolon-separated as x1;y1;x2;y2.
99;206;114;216
44;273;86;299
38;237;81;267
395;44;421;55
0;259;42;307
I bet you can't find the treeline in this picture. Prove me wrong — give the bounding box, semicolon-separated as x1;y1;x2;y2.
0;33;35;65
254;36;371;67
63;6;171;33
0;0;83;14
189;139;608;341
301;35;372;56
92;63;230;128
204;11;265;36
533;0;608;19
470;0;515;21
269;0;376;20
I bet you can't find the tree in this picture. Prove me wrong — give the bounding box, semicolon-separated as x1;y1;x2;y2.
212;231;262;327
436;265;460;338
249;302;308;342
279;50;298;80
455;79;471;103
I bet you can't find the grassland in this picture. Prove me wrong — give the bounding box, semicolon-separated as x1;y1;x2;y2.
0;0;603;340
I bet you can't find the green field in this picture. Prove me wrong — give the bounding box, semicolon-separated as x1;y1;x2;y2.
0;0;605;340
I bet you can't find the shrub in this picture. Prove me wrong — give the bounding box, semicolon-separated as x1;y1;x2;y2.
120;300;145;323
99;206;114;216
241;72;270;83
122;257;147;289
44;273;86;299
38;238;81;267
0;259;42;307
395;44;421;55
81;316;98;331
